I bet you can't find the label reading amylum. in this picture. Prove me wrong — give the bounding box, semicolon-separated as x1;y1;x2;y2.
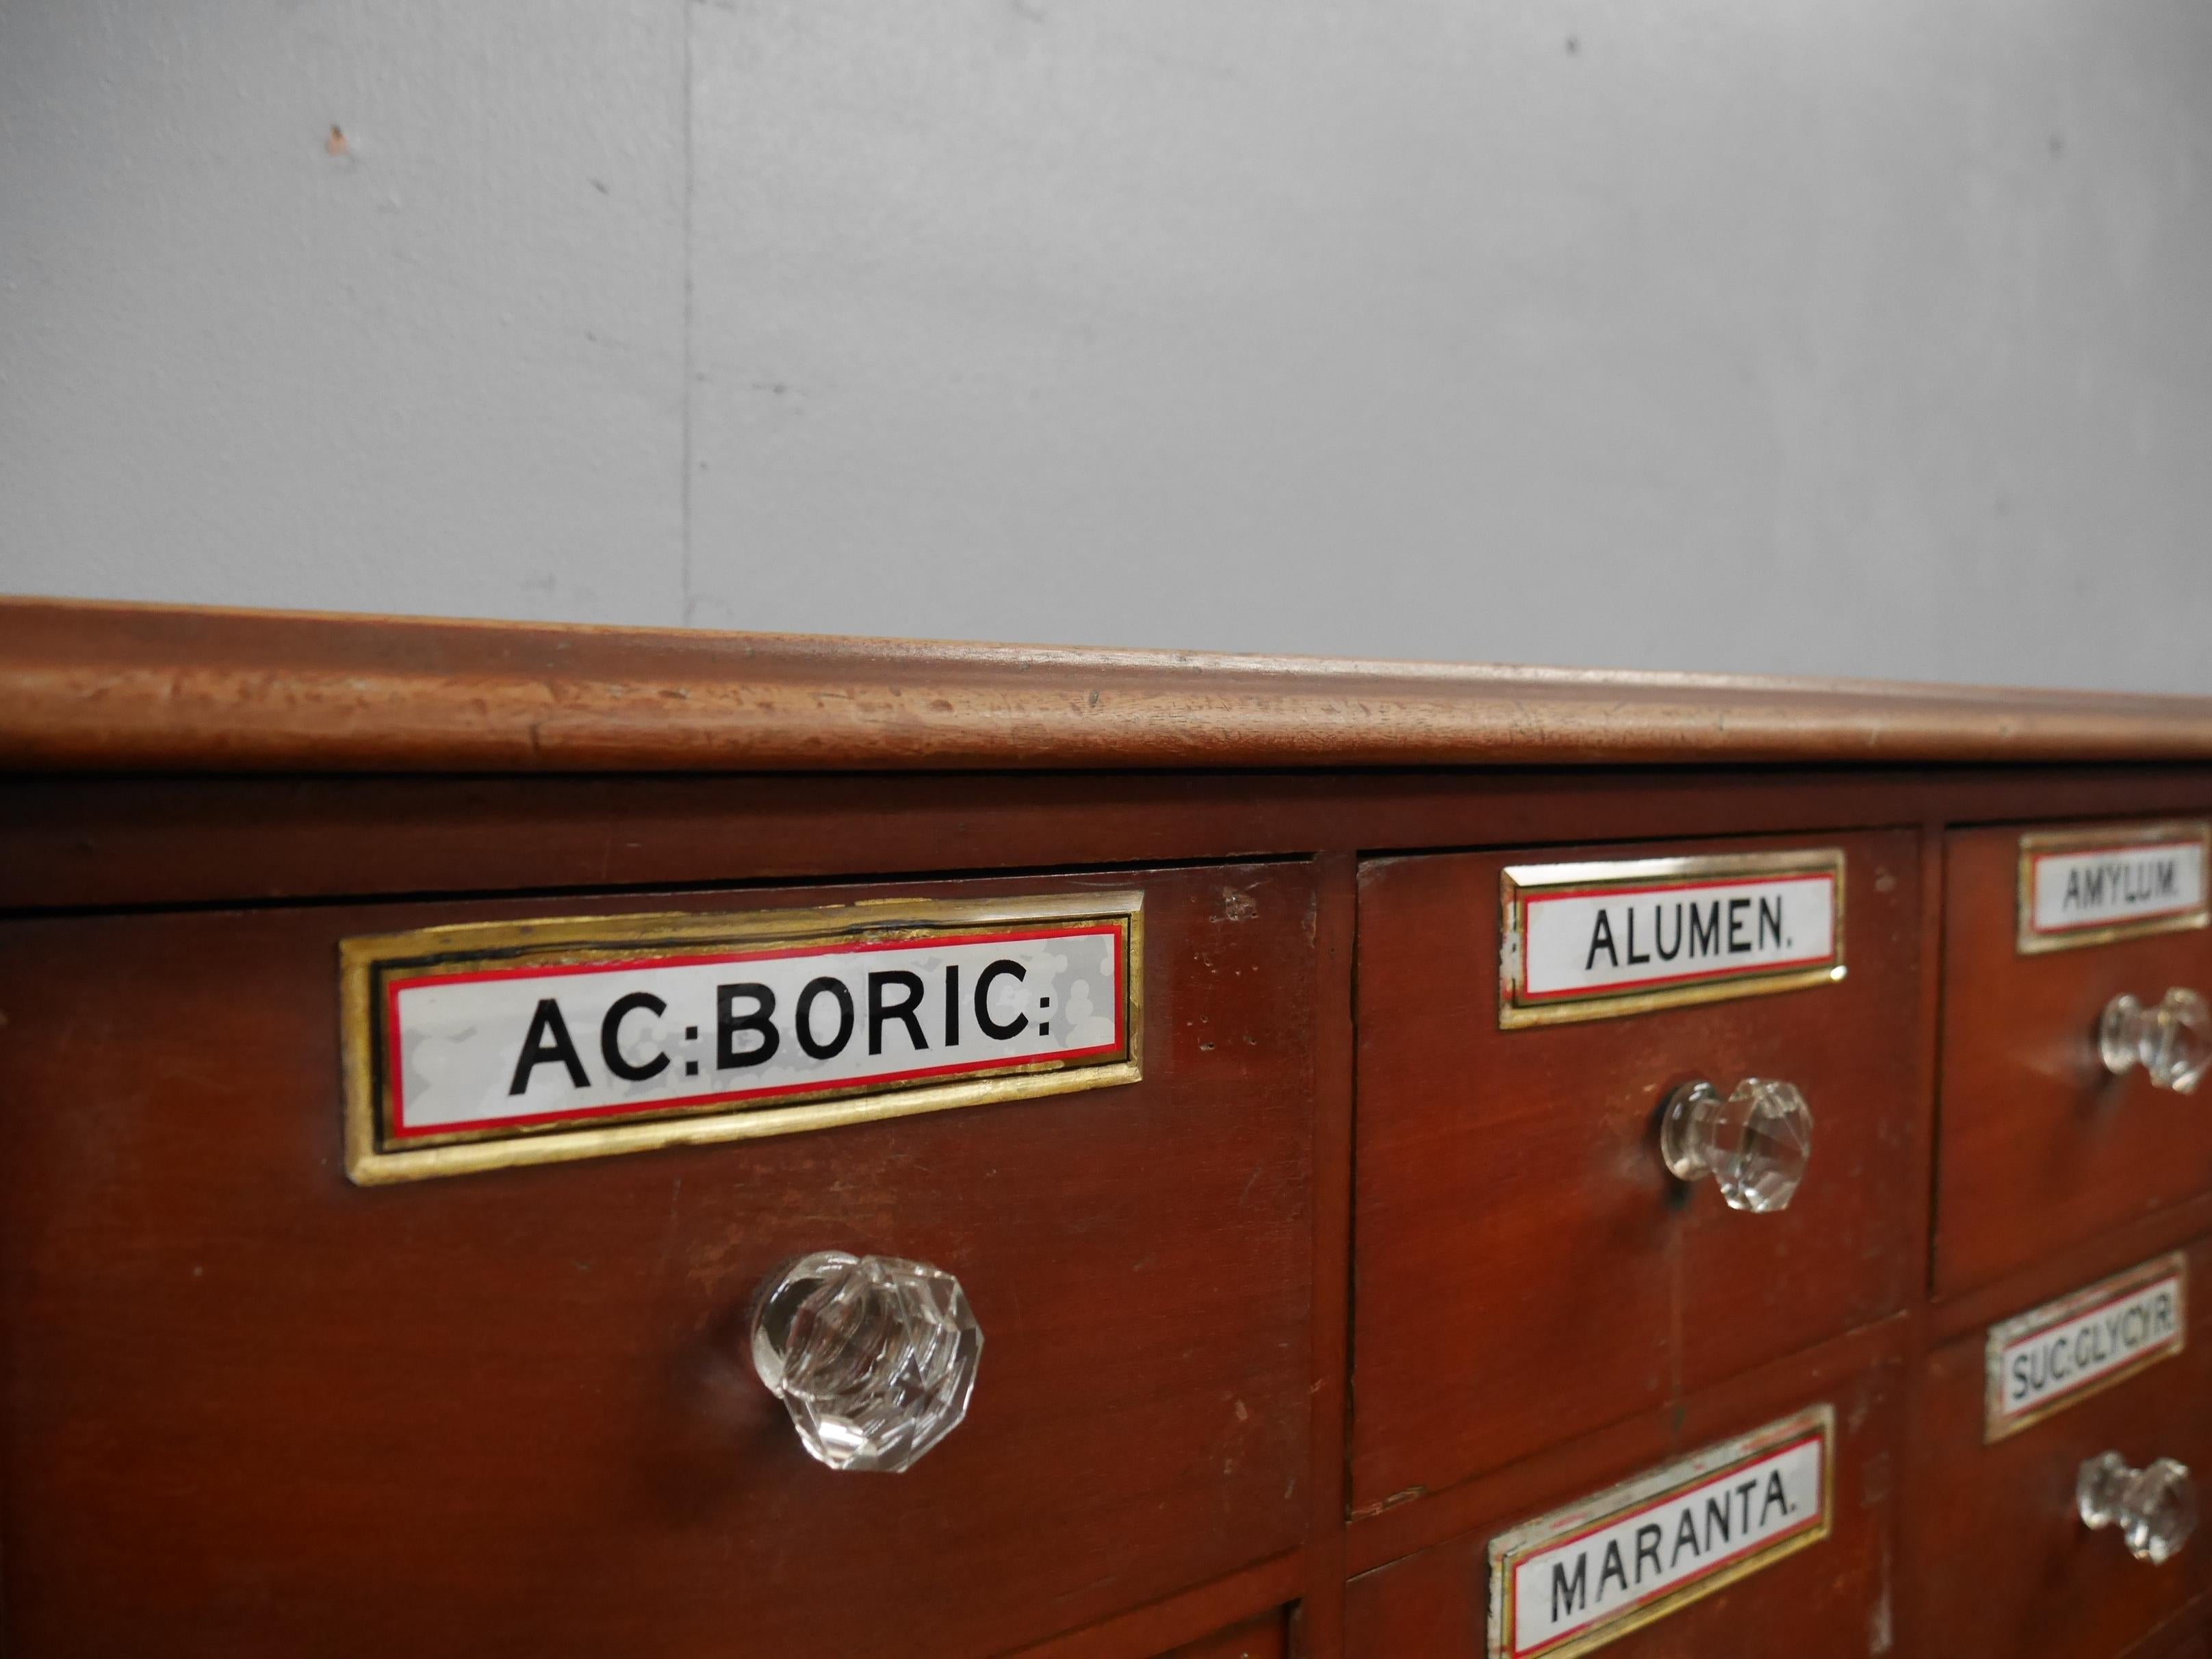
339;895;1141;1183
1487;1406;1832;1659
1500;850;1845;1028
2018;822;2210;953
1984;1254;2187;1441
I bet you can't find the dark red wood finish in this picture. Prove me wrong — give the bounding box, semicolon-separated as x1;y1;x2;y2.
1907;1234;2212;1658
1344;1322;1903;1657
1352;832;1924;1510
0;865;1315;1659
1937;824;2212;1297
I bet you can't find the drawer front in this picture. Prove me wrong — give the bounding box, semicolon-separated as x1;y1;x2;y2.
1346;1335;1901;1658
1909;1234;2212;1657
1352;832;1922;1508
1159;1612;1289;1658
1937;823;2212;1296
0;865;1315;1659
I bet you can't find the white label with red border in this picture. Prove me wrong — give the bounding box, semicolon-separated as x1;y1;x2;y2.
1984;1254;2187;1440
2020;824;2209;950
1487;1406;1831;1658
381;918;1128;1144
1502;851;1844;1026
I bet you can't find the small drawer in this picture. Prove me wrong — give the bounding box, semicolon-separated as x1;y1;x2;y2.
1907;1234;2212;1656
0;864;1315;1659
1352;832;1923;1509
1346;1330;1901;1658
1158;1611;1289;1658
1936;821;2212;1297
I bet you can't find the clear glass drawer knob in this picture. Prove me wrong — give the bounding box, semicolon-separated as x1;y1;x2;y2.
1660;1077;1813;1213
2079;1452;2198;1564
749;1250;982;1473
2100;989;2212;1094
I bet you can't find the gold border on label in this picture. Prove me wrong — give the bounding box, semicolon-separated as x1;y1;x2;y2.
1982;1252;2188;1443
339;891;1145;1186
1485;1404;1836;1659
2015;820;2211;955
1499;849;1847;1029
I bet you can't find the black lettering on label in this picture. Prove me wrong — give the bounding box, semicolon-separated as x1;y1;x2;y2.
867;970;928;1056
1550;1554;1588;1622
1734;1477;1758;1533
1654;904;1683;961
1758;895;1784;949
1586;910;1621;970
717;982;780;1069
795;976;855;1060
1689;901;1721;957
1632;1523;1663;1584
1727;897;1752;953
1597;1539;1629;1599
510;998;591;1094
943;964;961;1047
599;990;670;1083
1758;1470;1791;1527
1671;1507;1701;1567
975;959;1029;1040
1625;909;1651;966
1704;1493;1732;1548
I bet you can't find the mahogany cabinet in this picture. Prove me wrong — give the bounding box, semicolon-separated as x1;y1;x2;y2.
7;598;2212;1656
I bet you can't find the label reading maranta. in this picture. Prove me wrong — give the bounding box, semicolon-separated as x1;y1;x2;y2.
1487;1406;1832;1658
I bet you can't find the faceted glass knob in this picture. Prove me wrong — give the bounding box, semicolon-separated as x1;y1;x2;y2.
2100;990;2212;1094
1660;1077;1813;1213
749;1250;982;1473
2079;1452;2198;1565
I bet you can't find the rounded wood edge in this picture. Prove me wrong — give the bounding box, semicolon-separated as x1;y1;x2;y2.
5;595;2212;774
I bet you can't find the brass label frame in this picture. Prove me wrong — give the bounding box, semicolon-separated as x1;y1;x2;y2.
1485;1404;1835;1659
340;892;1144;1185
1499;848;1847;1029
1982;1252;2187;1443
2015;820;2212;955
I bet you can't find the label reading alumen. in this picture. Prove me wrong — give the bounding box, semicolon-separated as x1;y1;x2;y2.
1983;1254;2187;1441
1500;849;1845;1028
1487;1406;1833;1659
339;895;1141;1184
2017;822;2210;953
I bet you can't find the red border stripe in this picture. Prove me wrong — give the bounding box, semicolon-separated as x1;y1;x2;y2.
381;921;1125;1142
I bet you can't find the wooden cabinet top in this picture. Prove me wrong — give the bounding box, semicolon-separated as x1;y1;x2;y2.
6;595;2212;775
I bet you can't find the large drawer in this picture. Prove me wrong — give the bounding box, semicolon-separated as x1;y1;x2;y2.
1936;820;2212;1296
1346;1326;1901;1658
1352;832;1923;1510
1908;1235;2212;1656
0;864;1316;1658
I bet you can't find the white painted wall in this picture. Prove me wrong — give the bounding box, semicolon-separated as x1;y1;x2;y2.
5;1;2211;691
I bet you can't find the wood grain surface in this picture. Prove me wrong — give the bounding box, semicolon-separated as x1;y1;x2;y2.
1906;1235;2212;1658
1351;832;1925;1511
0;865;1315;1659
1936;825;2212;1297
9;595;2212;773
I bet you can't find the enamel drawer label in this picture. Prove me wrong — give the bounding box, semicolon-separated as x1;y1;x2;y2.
1487;1405;1833;1659
1984;1254;2187;1441
340;893;1142;1184
1499;849;1845;1028
2017;821;2210;953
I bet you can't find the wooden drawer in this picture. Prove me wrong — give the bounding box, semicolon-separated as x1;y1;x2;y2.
1936;822;2212;1297
1352;832;1923;1509
1907;1234;2212;1657
1158;1611;1288;1658
0;864;1315;1659
1346;1328;1901;1658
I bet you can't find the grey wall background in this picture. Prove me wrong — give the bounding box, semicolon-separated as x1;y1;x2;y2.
5;0;2211;690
